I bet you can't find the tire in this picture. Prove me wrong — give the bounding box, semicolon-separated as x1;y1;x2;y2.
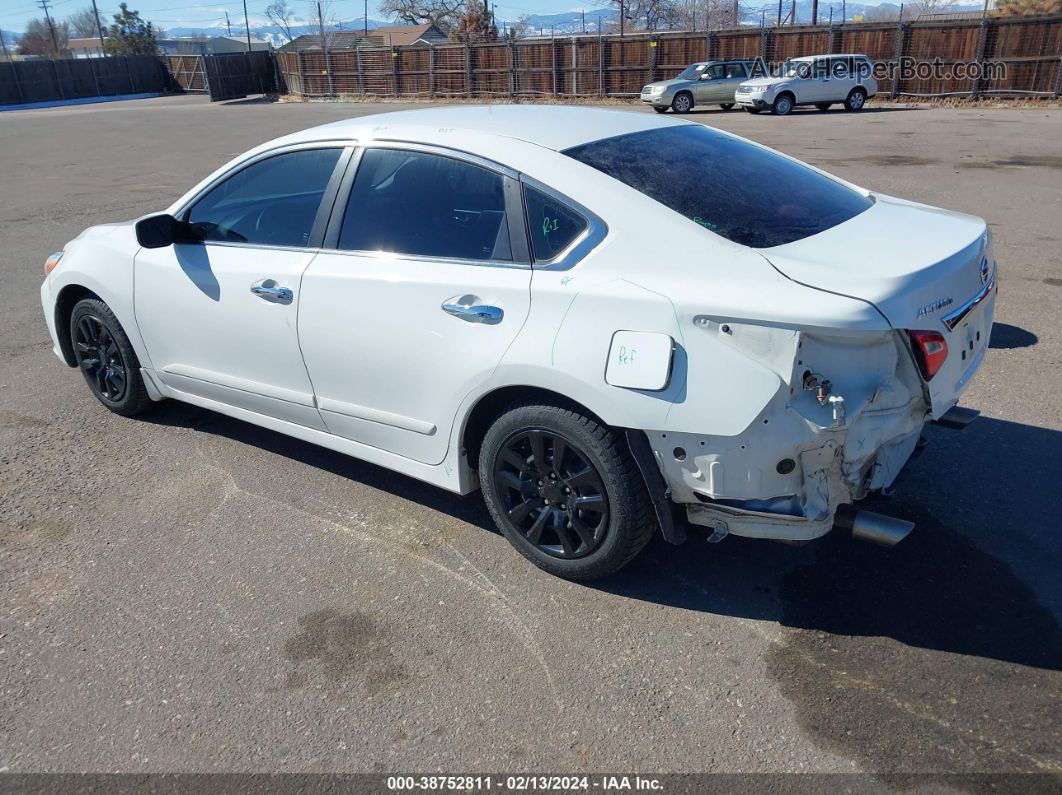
69;298;152;417
479;402;656;581
844;88;867;111
671;92;693;114
816;102;831;111
744;106;762;114
653;106;668;113
719;103;734;111
771;93;794;116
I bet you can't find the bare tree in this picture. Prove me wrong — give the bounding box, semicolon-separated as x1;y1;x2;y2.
451;0;497;41
266;0;298;43
18;18;69;57
910;0;956;16
995;0;1062;14
67;6;104;38
378;0;465;34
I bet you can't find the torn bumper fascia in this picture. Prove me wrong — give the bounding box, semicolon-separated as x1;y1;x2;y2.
647;329;928;542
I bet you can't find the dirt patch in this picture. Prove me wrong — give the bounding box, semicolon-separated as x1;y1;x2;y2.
282;607;407;695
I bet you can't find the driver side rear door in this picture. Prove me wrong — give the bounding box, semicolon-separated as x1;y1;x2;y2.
134;144;351;430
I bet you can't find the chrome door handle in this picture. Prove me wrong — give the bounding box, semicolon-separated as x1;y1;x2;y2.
441;295;503;324
250;279;293;304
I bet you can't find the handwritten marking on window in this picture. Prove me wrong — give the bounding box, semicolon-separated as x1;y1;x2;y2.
542;217;559;236
692;216;717;229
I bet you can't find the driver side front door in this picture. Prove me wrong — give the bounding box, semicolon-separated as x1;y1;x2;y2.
134;145;350;430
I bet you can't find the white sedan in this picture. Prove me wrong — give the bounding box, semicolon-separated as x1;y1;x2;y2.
40;106;996;580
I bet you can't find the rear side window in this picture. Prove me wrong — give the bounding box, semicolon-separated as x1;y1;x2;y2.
186;148;342;247
523;185;588;262
338;148;511;261
724;63;747;78
563;125;872;248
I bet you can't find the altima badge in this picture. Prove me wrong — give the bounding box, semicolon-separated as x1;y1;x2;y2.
917;296;954;318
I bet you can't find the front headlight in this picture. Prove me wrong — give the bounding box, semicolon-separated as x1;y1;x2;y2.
44;250;64;276
651;85;666;95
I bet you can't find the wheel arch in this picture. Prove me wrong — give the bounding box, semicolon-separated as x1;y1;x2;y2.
53;284;102;367
459;385;608;472
776;89;796;104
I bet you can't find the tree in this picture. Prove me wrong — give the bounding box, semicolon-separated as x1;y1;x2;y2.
451;0;497;41
103;3;158;56
378;0;465;34
266;0;298;43
994;0;1062;13
18;18;68;57
68;6;105;39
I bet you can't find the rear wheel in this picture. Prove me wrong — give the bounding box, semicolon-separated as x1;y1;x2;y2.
671;92;693;114
653;106;668;113
844;88;867;111
719;102;734;111
70;298;152;417
479;403;656;581
816;102;832;111
771;93;794;115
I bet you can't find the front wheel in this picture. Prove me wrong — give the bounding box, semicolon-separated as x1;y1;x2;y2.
70;298;152;417
771;94;794;115
479;403;656;580
844;88;867;111
671;92;693;114
653;106;668;113
719;103;734;111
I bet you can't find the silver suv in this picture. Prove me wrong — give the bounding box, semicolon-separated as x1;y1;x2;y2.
641;60;756;114
736;54;878;116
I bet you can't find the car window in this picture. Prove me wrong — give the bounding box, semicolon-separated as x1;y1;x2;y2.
831;57;850;78
724;63;747;79
338;148;511;261
186;148;342;247
677;63;704;80
563;125;872;249
704;64;726;80
523;185;588;262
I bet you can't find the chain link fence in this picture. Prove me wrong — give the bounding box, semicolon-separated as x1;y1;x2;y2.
276;14;1062;101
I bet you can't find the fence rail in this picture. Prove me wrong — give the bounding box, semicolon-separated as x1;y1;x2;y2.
0;55;172;105
277;14;1062;100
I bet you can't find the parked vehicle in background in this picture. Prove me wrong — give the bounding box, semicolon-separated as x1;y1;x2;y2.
641;60;756;113
736;54;878;115
41;106;994;581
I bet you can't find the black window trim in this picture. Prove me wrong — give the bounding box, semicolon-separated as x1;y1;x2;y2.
321;141;532;269
176;141;354;252
518;175;607;271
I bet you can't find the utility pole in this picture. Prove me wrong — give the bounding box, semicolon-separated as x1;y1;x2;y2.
812;0;818;25
0;27;10;61
777;0;782;25
842;0;846;22
732;0;740;26
620;0;625;36
242;0;252;51
225;11;232;35
791;0;796;24
365;0;368;35
91;0;107;55
37;0;60;57
317;0;334;95
581;9;586;34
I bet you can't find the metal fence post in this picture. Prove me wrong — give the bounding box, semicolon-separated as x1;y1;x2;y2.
648;36;656;84
88;56;101;96
891;21;906;98
571;37;578;96
1055;57;1062;98
53;59;65;99
9;60;25;103
355;46;365;95
295;51;304;97
705;31;712;61
508;41;515;97
551;34;557;95
391;46;398;96
971;17;989;99
598;33;605;96
125;56;136;93
428;45;435;98
760;28;769;62
465;43;472;97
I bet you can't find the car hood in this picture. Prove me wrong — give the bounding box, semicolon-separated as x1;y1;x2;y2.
644;78;689;90
740;77;785;89
762;193;995;414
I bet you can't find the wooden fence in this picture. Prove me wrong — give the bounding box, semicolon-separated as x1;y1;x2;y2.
277;14;1062;100
0;55;172;105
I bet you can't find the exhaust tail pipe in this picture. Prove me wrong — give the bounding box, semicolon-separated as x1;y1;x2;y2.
849;510;915;547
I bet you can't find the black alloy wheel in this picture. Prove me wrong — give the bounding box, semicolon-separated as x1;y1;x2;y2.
75;313;127;403
492;428;610;559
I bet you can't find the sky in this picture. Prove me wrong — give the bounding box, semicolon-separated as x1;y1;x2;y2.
0;0;589;36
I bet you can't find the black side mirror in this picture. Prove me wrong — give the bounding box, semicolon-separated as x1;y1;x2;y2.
135;213;201;248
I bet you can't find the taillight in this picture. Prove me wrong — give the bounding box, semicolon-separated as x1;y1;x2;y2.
908;330;948;380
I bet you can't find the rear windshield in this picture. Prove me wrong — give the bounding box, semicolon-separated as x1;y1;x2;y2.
562;125;872;248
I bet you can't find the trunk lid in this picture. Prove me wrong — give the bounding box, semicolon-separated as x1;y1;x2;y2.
762;194;997;416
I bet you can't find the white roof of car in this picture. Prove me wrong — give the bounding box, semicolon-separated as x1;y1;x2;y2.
293;105;685;152
791;53;869;61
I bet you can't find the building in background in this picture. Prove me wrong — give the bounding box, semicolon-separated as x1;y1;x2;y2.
279;23;446;52
156;36;272;56
67;38;108;58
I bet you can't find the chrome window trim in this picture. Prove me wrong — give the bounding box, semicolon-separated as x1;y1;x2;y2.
519;175;608;272
325;143;527;269
175;140;355;230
